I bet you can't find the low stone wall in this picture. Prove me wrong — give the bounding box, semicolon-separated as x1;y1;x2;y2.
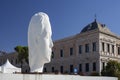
0;73;118;80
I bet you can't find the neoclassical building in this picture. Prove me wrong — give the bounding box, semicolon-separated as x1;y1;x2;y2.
44;20;120;75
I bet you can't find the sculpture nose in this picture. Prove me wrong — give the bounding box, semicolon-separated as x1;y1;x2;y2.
50;38;53;48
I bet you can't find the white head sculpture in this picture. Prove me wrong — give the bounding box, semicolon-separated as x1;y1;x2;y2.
28;12;53;72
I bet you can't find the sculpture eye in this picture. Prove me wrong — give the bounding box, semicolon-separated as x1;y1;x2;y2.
43;29;50;39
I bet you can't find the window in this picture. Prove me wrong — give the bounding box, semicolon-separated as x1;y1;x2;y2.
118;47;120;55
15;59;17;64
112;45;114;53
11;60;13;64
79;64;82;72
60;49;63;57
52;51;54;59
102;62;105;70
107;44;110;53
102;42;104;51
52;67;54;72
70;47;73;56
44;67;47;72
85;44;89;53
79;45;82;54
1;59;2;64
60;66;63;73
93;62;96;71
92;42;96;51
70;65;73;73
85;63;89;72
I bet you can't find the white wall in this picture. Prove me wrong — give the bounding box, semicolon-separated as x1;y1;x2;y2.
0;74;118;80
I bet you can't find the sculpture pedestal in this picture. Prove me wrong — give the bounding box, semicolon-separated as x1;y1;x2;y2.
0;73;118;80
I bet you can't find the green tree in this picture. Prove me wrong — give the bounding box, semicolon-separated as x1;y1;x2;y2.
22;46;28;63
101;60;120;80
14;46;29;66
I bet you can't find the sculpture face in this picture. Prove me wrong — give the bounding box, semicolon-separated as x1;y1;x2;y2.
28;12;53;72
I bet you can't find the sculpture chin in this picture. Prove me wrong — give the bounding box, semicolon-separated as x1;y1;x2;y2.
45;50;52;62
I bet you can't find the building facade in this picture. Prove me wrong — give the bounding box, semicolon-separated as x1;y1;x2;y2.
44;20;120;75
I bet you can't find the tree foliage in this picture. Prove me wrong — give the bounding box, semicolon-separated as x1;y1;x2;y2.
101;60;120;80
14;46;28;64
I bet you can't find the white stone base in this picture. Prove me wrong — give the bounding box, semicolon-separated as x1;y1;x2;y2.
0;73;118;80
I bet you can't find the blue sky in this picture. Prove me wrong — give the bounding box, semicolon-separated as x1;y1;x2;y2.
0;0;120;52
